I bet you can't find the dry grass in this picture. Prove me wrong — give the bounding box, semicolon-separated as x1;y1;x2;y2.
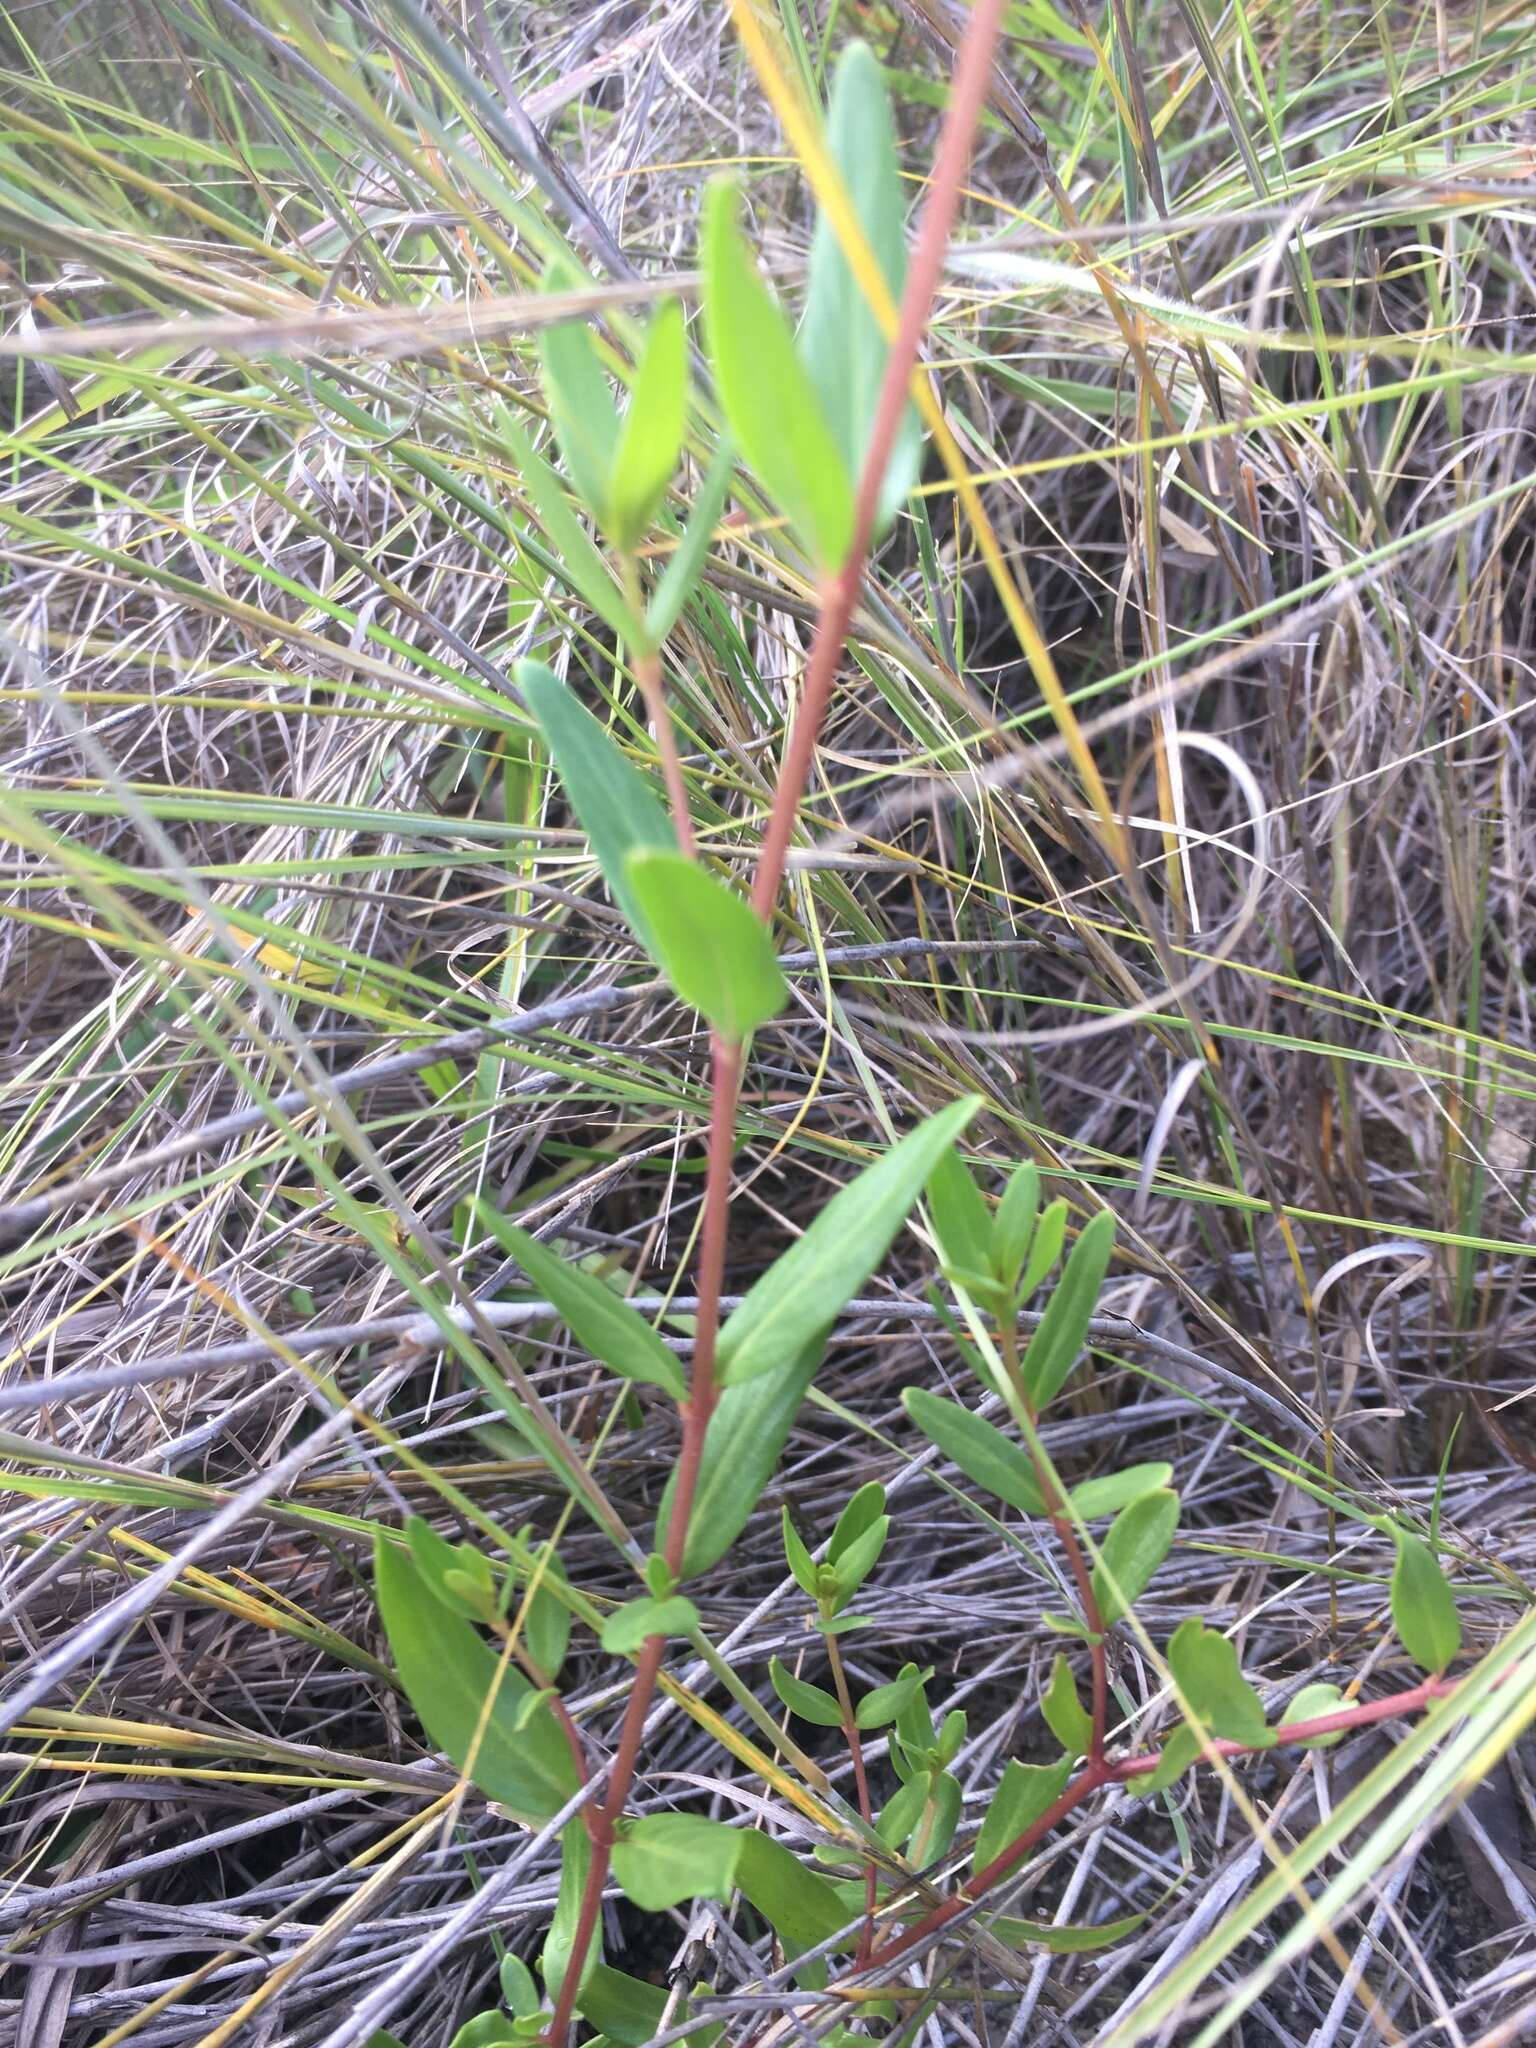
2;0;1536;2043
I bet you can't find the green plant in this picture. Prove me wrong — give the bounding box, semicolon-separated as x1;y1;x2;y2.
365;41;1474;2038
3;0;1531;2042
377;1124;1470;2040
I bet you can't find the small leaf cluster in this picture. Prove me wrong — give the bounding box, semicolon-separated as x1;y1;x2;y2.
414;1824;743;2048
909;1147;1182;1643
502;40;922;669
425;1949;551;2048
772;1482;933;1734
501;273;728;656
600;1553;700;1655
926;1149;1066;1319
927;1147;1116;1411
703;42;920;572
780;1480;889;1633
880;1672;968;1863
476;1093;980;1579
374;1523;577;1828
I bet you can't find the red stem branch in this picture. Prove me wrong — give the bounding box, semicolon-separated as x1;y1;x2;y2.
1048;1506;1109;1764
634;645;696;858
1001;1326;1110;1765
544;1;1011;2029
665;1036;739;1551
1107;1673;1457;1780
750;0;1015;922
857;1675;1457;1979
542;1041;739;2044
825;1630;878;1966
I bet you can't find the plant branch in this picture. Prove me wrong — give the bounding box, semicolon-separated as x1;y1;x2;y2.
1106;1673;1459;1780
621;551;695;855
633;646;697;857
541;1042;739;2043
999;1324;1108;1764
824;1629;878;1966
750;0;1015;922
855;1674;1459;1979
508;1637;601;1849
664;1035;740;1549
544;0;1012;2023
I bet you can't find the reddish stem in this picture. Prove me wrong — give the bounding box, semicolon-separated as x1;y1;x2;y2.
1001;1326;1109;1764
1107;1673;1457;1780
541;1045;739;2044
665;1036;740;1553
634;645;696;858
1047;1505;1109;1763
520;1648;602;1849
825;1629;879;1966
541;1631;669;2042
750;0;1015;921
855;1675;1457;1979
544;0;1011;2028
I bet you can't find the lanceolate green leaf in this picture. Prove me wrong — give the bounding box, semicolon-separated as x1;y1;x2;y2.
578;1963;719;2048
800;41;921;531
1091;1487;1179;1627
994;1909;1148;1953
770;1655;845;1726
447;2018;519;2048
1167;1618;1273;1746
624;850;788;1039
1391;1530;1461;1674
517;658;677;954
575;1966;663;2048
992;1163;1041;1288
877;1774;930;1848
599;1594;700;1654
734;1830;851;1980
644;443;735;645
829;1510;887;1600
782;1506;819;1597
542;1823;597;2002
701;178;853;570
607;300;688;551
496;405;639;641
830;1480;886;1559
902;1385;1045;1516
925;1144;991;1274
538;266;622;523
1018;1198;1068;1297
1041;1653;1094;1757
973;1756;1073;1875
1067;1462;1175;1519
521;1544;572;1679
855;1661;928;1729
373;1536;578;1822
1130;1723;1202;1798
1020;1208;1115;1411
656;1336;824;1577
502;1953;540;2019
718;1096;983;1387
491;1216;686;1399
920;1770;963;1860
611;1814;742;1910
404;1514;494;1619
